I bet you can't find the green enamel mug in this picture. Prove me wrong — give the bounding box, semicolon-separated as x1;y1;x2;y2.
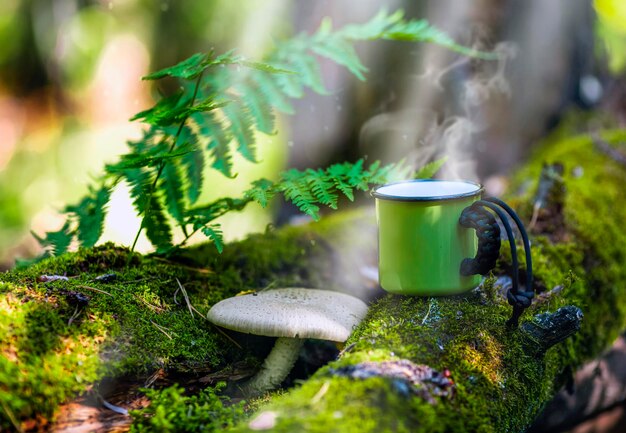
372;179;534;326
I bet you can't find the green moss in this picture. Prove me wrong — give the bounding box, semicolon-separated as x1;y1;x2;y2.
129;383;246;433
0;243;245;427
0;210;375;429
231;121;626;432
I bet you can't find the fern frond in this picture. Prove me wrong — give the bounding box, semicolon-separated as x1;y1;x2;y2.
179;127;204;203
222;99;257;162
124;167;172;250
306;169;338;209
105;142;192;173
251;71;294;114
193;112;234;177
65;186;111;247
200;224;224;253
161;161;186;223
143;52;212;80
277;169;321;219
235;82;276;134
244;179;276;208
414;157;447;179
32;221;74;257
144;194;173;251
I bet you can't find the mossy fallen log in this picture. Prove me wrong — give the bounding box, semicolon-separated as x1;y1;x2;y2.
230;127;626;433
1;125;626;432
0;205;378;429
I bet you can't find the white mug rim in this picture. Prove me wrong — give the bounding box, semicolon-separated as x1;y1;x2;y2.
371;179;483;202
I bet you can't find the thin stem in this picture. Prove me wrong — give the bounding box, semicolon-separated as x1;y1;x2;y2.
129;71;205;255
169;197;253;253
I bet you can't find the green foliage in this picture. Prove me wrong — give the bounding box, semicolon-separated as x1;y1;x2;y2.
33;10;492;258
414;157;447;179
245;159;411;220
130;384;246;433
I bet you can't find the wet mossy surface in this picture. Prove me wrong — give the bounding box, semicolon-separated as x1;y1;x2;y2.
232;125;626;432
3;121;626;431
0;211;373;429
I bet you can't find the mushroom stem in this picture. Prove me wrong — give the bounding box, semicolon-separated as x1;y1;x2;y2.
243;337;304;396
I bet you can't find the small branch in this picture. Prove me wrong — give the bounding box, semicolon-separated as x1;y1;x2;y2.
521;306;583;355
592;134;626;168
129;70;205;255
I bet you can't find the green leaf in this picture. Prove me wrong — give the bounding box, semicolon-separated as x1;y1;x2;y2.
414;157;447;179
277;169;321;220
65;186;111;247
311;36;367;81
327;163;356;201
143;53;210;80
193;112;234;177
126;167;172;251
306;169;338;208
106;144;193;174
244;179;276;208
222;100;257;162
251;71;295;114
236;82;276;134
125;167;154;214
131;93;225;127
161;161;186;223
180;133;204;204
144;194;173;251
201;224;224;253
33;221;74;256
130;92;188;126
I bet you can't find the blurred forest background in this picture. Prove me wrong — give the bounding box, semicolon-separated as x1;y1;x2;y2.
0;0;625;270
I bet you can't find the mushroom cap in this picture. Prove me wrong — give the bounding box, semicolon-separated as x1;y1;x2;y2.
207;288;368;342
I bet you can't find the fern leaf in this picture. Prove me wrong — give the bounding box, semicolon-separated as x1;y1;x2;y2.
326;162;356;201
65;186;111;247
251;71;294;114
33;221;74;257
414;157;447;179
179;129;204;204
130;92;188;126
144;194;173;251
244;179;276;208
222;99;257;162
142;50;262;81
161;161;186;223
277;169;321;220
306;169;338;208
193;112;233;177
125;167;154;213
345;159;370;190
311;35;367;81
143;53;211;80
106;143;192;173
186;197;249;224
200;224;224;253
272;62;306;99
290;51;328;94
236;82;275;134
125;168;172;250
339;9;405;40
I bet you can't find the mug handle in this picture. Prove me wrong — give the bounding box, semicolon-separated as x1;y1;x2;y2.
459;203;501;276
459;198;534;328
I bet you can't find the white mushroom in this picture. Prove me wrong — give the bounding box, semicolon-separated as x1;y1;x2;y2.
207;288;368;395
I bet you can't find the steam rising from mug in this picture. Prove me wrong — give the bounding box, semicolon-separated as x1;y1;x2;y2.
359;43;517;181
